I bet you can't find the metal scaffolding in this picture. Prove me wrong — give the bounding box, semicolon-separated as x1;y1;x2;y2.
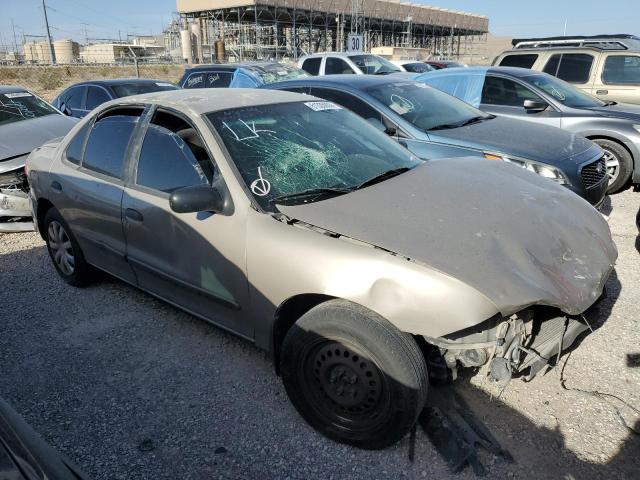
176;0;489;62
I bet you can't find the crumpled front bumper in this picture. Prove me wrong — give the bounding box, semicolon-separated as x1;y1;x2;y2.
0;188;34;232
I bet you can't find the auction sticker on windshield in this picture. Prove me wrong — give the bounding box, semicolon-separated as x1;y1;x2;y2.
4;92;32;98
304;101;342;111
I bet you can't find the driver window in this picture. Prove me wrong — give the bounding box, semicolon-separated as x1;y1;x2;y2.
136;110;214;194
481;76;542;107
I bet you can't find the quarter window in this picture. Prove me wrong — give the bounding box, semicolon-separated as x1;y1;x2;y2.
602;55;640;85
499;54;538;69
481;76;542;107
65;123;90;165
136;110;213;193
325;57;355;75
83;111;141;178
301;57;322;75
543;53;594;84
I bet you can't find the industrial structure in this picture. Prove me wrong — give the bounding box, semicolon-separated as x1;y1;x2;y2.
176;0;489;63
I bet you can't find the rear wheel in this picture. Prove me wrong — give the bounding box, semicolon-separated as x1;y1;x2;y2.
280;299;428;449
592;138;633;193
44;207;95;286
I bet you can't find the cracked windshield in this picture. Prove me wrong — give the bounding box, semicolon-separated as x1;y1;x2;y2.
207;101;420;209
0;92;58;126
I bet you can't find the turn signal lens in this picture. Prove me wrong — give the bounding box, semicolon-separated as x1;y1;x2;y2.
483;153;503;161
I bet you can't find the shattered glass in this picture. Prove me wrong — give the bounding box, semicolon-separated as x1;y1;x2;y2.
0;92;58;126
207;102;419;210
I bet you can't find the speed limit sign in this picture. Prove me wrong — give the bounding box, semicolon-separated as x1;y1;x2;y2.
347;34;363;53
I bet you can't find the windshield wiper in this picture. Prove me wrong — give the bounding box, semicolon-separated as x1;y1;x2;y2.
355;167;411;190
427;115;492;131
271;187;352;205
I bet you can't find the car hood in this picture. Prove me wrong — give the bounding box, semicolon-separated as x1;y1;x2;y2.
278;159;617;316
583;102;640;121
0;114;76;162
428;116;597;166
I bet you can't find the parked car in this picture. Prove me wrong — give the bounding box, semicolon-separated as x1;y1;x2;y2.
52;79;179;118
415;66;640;192
28;89;616;449
493;34;640;105
179;62;308;89
0;86;76;232
298;52;402;75
391;60;435;73
264;75;608;207
425;60;467;69
0;397;90;479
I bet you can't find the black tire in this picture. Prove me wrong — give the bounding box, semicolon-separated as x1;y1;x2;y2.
592;138;633;193
280;299;428;449
43;207;95;287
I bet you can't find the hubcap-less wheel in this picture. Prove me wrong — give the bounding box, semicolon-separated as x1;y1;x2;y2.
603;149;620;184
306;341;386;424
48;220;75;275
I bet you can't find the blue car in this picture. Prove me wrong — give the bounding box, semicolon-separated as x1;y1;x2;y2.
264;75;608;207
52;79;179;118
179;62;308;89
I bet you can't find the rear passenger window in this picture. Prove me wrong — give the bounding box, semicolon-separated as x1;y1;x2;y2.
325;57;355;75
83;112;140;178
602;55;640;85
65;123;90;165
543;54;593;84
301;57;321;75
499;54;538;69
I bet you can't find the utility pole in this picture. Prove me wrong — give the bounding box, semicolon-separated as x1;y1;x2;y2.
81;23;89;45
41;0;56;64
11;19;18;53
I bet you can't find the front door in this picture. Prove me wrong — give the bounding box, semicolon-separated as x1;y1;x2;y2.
122;108;250;337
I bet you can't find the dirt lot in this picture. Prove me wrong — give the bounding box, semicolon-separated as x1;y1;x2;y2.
0;65;185;101
0;190;639;479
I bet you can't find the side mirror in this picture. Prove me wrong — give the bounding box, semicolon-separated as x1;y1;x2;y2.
523;99;548;113
59;102;72;116
169;184;226;214
384;126;398;136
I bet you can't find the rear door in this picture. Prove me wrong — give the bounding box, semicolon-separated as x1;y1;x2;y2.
50;106;145;282
479;75;562;128
593;53;640;104
122;108;250;336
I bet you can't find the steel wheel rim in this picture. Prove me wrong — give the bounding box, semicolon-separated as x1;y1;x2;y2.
48;220;75;275
304;339;387;429
603;149;620;184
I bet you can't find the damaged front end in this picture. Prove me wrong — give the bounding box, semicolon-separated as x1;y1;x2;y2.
0;163;33;233
425;301;602;382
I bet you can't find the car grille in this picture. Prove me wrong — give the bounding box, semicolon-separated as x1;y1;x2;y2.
581;157;607;188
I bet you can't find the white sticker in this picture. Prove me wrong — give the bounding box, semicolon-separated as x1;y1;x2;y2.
304;101;342;111
4;92;32;98
250;167;271;196
155;82;173;87
277;70;288;76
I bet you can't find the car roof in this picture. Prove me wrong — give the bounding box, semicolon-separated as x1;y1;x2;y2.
301;52;367;59
267;74;413;90
423;66;542;79
102;88;314;115
69;78;173;87
184;62;292;72
0;85;28;94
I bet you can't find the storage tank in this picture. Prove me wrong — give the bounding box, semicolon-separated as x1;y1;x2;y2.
53;39;79;64
23;42;36;63
190;21;202;63
36;41;52;64
180;28;192;63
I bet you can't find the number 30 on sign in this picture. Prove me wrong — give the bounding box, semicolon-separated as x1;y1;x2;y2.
347;34;363;53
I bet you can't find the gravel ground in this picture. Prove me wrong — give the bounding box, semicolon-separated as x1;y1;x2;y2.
1;190;639;479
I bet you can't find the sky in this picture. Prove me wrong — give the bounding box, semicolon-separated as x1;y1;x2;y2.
0;0;638;49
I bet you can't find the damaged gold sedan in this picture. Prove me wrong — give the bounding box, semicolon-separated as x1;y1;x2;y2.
27;89;617;449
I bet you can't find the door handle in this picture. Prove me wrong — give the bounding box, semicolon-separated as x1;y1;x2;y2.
596;90;608;95
125;208;143;222
51;181;62;192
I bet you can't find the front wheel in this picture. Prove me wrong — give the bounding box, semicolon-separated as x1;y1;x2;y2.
592;138;633;193
280;300;428;449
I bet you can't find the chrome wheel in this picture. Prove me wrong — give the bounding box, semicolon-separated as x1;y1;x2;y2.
47;220;75;275
603;149;620;184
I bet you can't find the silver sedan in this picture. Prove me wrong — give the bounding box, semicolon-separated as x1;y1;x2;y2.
27;89;617;448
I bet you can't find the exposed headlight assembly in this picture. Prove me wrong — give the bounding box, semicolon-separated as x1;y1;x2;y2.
483;152;570;185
